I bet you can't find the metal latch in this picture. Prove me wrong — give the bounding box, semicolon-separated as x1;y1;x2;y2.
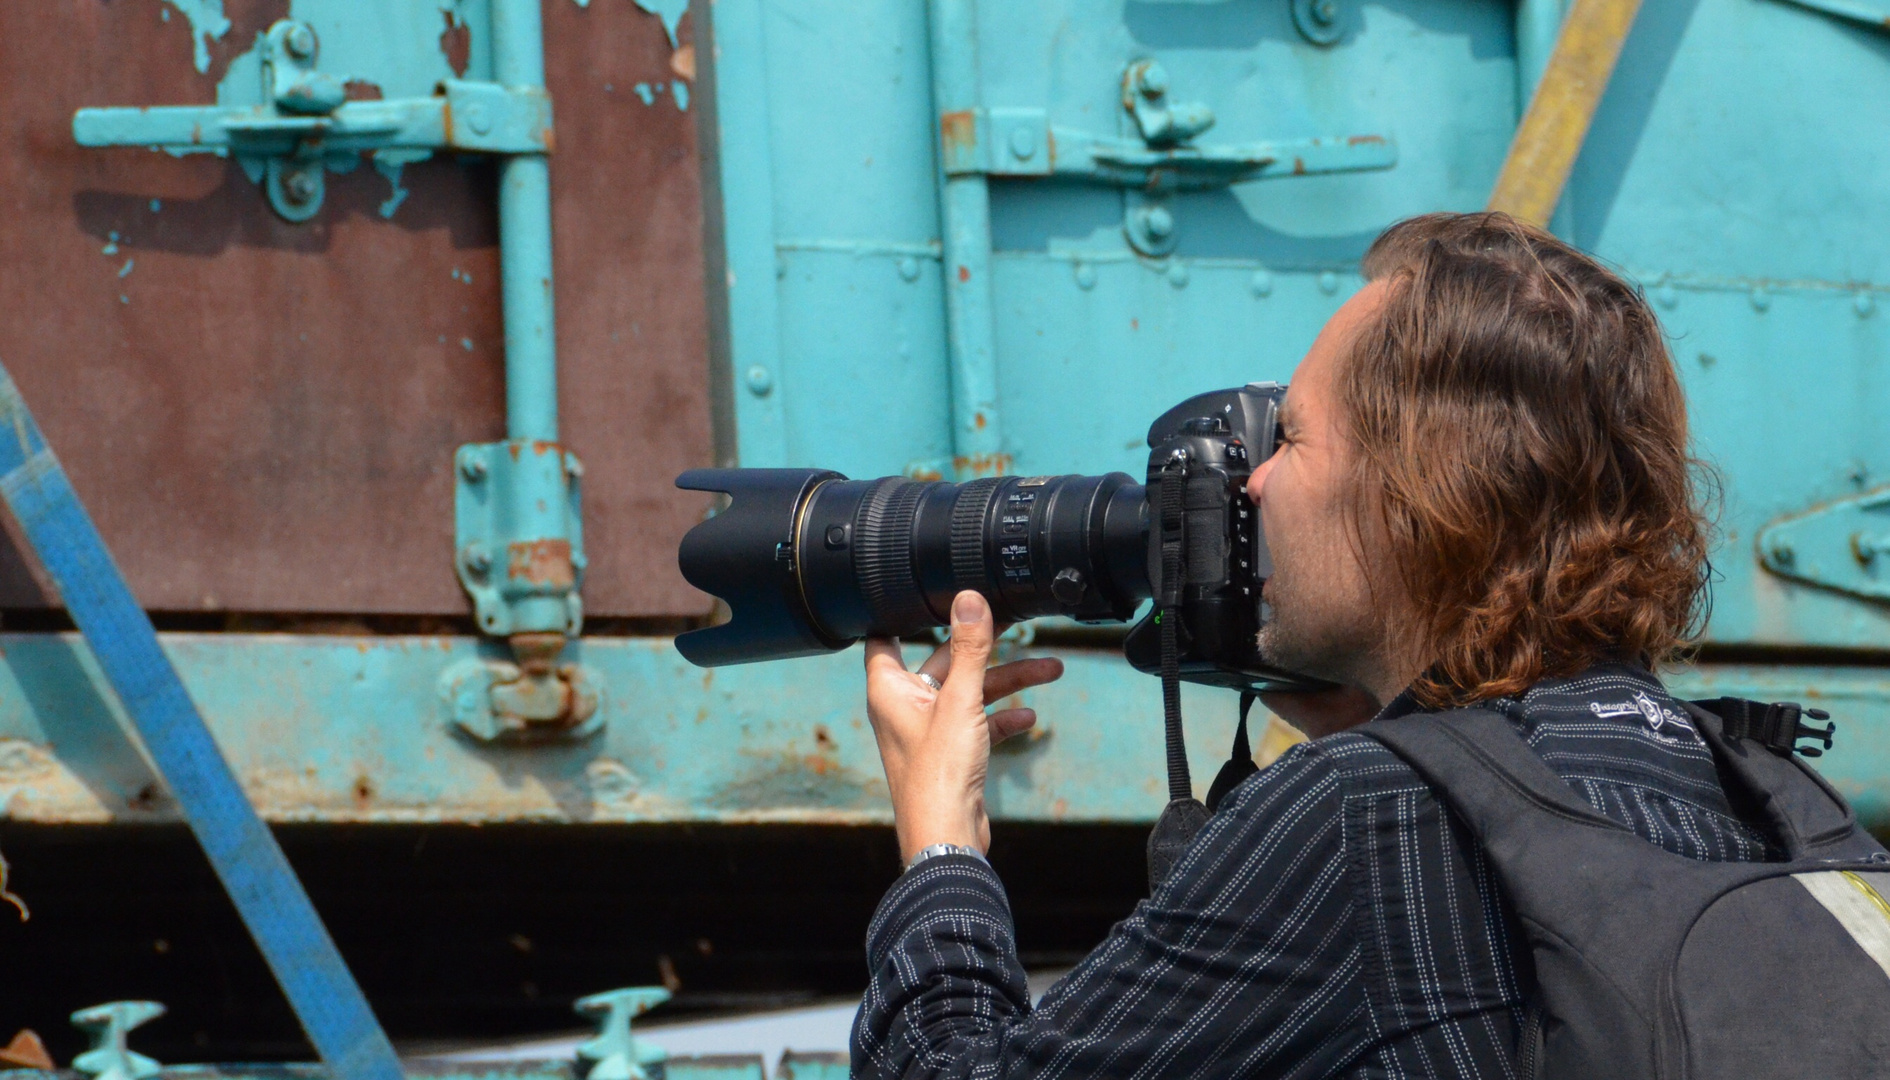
71;1002;165;1080
1758;486;1890;600
939;60;1397;256
72;19;553;222
575;987;672;1080
439;632;603;742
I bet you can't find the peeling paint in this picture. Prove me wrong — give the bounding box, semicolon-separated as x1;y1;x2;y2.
117;259;135;279
633;82;659;105
673;82;689;111
372;148;432;218
634;0;690;48
162;0;231;75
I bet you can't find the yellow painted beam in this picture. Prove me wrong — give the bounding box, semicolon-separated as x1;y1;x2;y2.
1488;0;1645;226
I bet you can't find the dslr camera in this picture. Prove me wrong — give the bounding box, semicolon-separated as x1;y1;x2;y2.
672;383;1315;694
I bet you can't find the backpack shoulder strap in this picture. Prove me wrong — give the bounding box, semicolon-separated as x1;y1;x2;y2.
1362;708;1630;839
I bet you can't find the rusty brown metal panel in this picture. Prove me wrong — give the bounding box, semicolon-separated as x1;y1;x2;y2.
0;0;712;618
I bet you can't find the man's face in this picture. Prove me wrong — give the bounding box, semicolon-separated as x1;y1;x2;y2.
1247;282;1398;691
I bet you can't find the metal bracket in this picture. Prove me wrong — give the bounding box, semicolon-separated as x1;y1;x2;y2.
439;636;603;742
1758;486;1890;600
70;1002;164;1080
455;440;585;638
936;61;1396;257
72;19;553;222
574;987;672;1080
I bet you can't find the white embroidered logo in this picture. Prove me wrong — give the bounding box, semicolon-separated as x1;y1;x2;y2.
1589;690;1700;743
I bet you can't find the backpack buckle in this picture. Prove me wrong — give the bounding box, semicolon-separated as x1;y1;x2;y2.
1711;698;1836;757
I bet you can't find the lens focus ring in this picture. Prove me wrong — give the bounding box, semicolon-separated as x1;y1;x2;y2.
856;479;934;634
949;478;1003;594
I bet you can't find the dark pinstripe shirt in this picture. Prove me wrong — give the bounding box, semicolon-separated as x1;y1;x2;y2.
852;664;1772;1079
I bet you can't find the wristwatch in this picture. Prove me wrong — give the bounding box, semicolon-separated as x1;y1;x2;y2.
903;842;989;873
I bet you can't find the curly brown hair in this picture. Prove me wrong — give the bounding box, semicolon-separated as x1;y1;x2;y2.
1343;212;1712;707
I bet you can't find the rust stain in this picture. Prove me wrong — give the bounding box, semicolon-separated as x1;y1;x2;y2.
1347;134;1385;146
342;80;383;102
507;539;576;586
958;265;971;283
952;452;1013;477
1292;157;1306;175
814;724;837;752
974;411;986;430
669;43;696;82
908;465;945;482
1130;318;1139;331
352;775;374;807
439;11;472;77
530;440;560;456
939;109;977;157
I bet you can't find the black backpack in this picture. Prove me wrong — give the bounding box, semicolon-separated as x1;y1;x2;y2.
1361;699;1890;1079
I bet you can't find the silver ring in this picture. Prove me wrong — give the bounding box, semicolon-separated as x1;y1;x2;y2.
917;673;943;692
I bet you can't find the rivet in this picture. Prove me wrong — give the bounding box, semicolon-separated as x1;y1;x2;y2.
1656;284;1678;309
1167;261;1190;288
284;23;316;60
282;168;319;206
897;256;920;282
1250;269;1273;298
465;103;493;136
459;454;487;482
1140;63;1168;97
1008;126;1036;161
746;365;774;396
1749;286;1771;312
1856;293;1876;318
1312;0;1338;24
1317;271;1339;295
463;543;492;576
1697;352;1716;369
1769;541;1795;567
1140;205;1174;241
1073;261;1097;290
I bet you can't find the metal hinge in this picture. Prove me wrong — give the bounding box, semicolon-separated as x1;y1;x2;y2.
1758;486;1890;600
939;60;1397;256
72;19;552;222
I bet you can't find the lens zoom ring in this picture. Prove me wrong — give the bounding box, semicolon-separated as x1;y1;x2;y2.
950;478;1003;590
856;479;933;633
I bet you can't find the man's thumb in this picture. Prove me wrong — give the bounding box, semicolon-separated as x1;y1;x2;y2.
947;590;993;673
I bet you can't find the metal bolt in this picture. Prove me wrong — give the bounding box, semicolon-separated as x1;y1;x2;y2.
1769;541;1796;567
1318;271;1339;295
1073;262;1097;290
1009;126;1037;160
1312;0;1338;24
1750;286;1771;312
1167;261;1190;288
282;167;319;206
459;455;487;482
463;543;493;577
746;365;773;396
284;23;317;60
1140;204;1174;240
897;256;920;282
1857;293;1876;318
1139;62;1168;98
1250;269;1273;298
465;103;493;136
1656;284;1678;309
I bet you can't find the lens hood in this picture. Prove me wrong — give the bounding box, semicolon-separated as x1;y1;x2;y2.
675;468;851;666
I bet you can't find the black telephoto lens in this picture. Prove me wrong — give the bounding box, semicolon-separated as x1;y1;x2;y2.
674;469;1149;667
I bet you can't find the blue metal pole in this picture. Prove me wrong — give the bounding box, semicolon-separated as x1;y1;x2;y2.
492;0;558;444
926;0;1006;479
0;367;403;1080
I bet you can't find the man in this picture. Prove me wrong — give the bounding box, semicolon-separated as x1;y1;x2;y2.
850;213;1766;1077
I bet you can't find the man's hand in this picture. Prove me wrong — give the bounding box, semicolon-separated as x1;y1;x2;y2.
864;590;1064;863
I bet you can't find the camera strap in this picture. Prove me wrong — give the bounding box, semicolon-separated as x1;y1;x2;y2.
1205;692;1261;813
1148;456;1210;890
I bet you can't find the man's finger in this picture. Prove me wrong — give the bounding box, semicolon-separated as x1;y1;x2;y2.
940;591;994;712
988;708;1037;745
864;637;910;679
982;657;1064;705
916;638;953;682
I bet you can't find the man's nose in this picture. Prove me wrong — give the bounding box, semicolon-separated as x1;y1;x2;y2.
1247;457;1272;503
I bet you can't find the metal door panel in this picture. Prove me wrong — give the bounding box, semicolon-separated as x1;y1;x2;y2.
0;0;712;618
1569;0;1890;646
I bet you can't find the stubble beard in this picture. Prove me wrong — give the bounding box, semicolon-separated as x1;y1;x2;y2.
1255;572;1378;686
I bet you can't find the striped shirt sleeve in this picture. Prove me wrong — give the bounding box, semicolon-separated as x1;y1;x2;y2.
852;742;1368;1080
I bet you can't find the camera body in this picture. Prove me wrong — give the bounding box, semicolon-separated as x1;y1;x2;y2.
673;382;1315;693
1122;383;1284;691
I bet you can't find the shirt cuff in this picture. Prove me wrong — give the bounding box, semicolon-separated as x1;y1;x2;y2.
865;853;1014;967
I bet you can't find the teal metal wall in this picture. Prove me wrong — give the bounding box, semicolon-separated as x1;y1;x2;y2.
4;0;1890;832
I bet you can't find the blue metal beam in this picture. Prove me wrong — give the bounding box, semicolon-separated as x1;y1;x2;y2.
0;367;403;1080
